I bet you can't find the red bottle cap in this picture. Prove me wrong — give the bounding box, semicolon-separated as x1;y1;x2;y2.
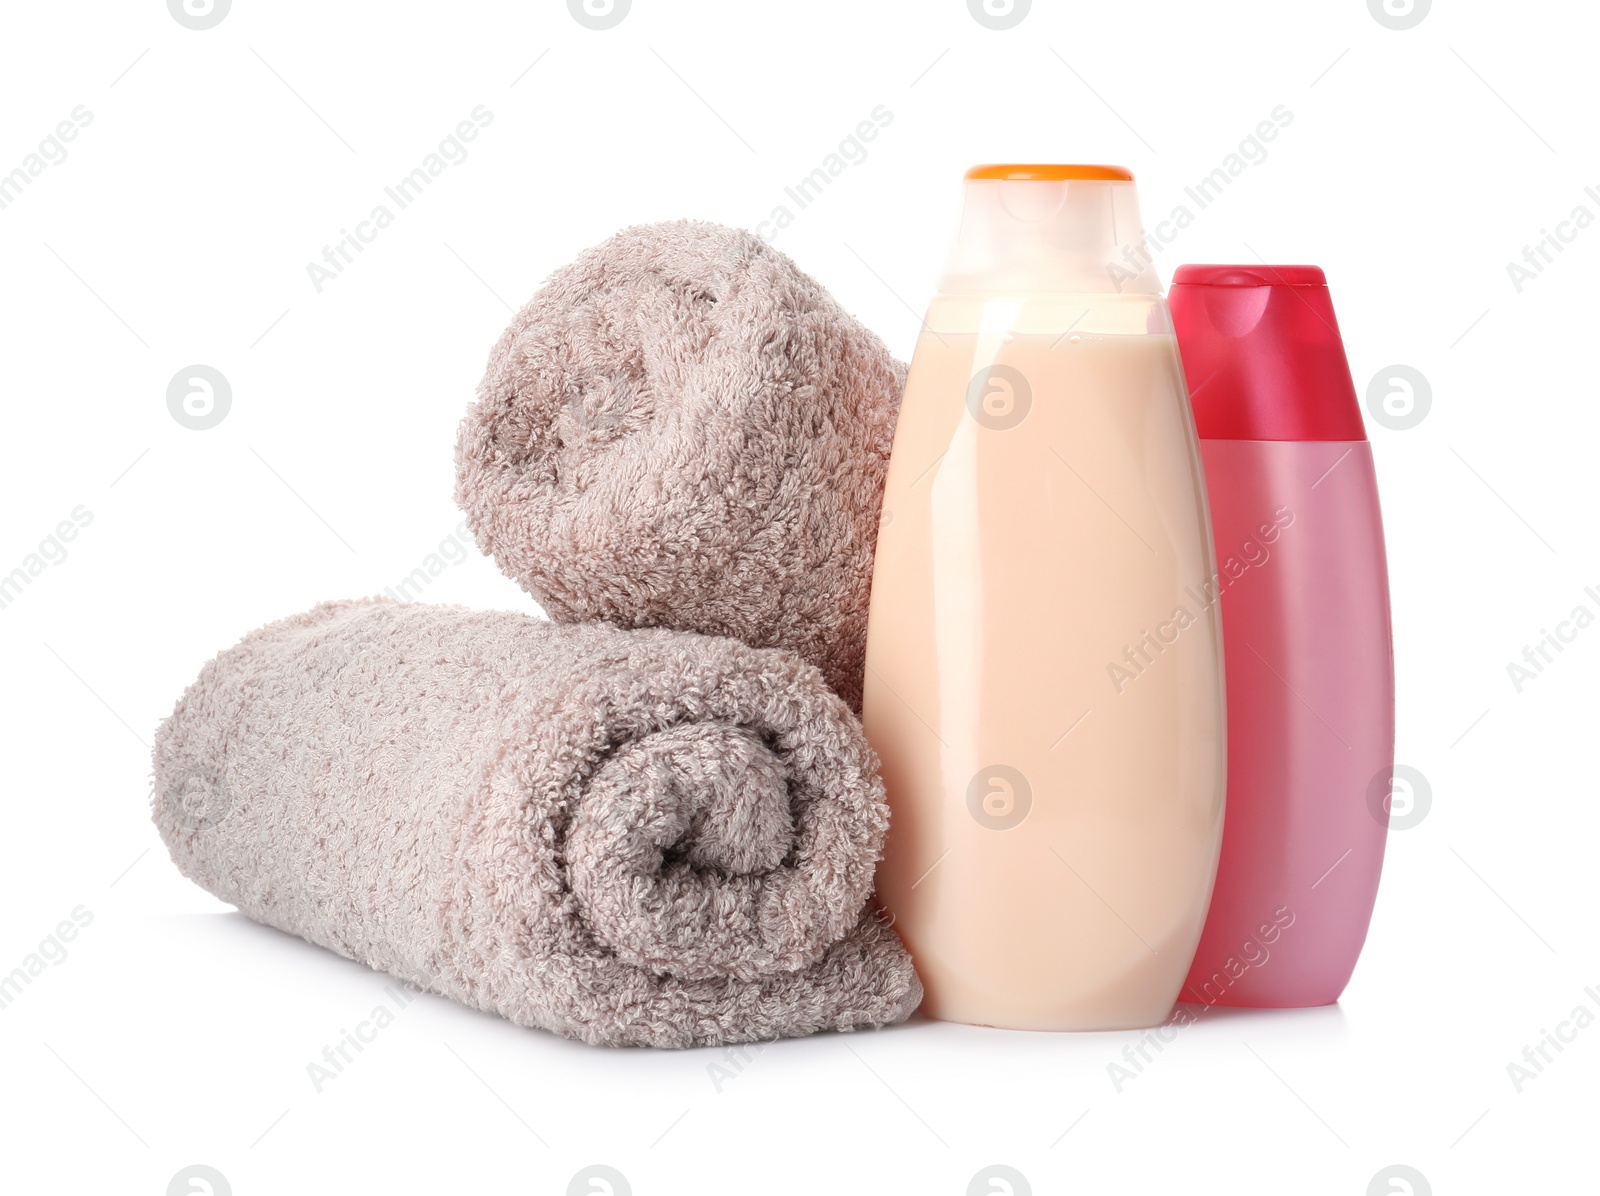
1169;264;1367;441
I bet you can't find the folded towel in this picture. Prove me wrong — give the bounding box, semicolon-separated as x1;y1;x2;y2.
152;599;921;1048
454;220;905;711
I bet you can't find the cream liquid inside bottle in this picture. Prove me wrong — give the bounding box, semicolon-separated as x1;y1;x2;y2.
863;165;1226;1030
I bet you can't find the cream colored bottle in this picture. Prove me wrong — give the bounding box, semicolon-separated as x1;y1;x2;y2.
863;164;1226;1031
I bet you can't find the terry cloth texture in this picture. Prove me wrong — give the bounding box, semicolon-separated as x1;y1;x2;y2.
151;599;921;1048
454;220;905;711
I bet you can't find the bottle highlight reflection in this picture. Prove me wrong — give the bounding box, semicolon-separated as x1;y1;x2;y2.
863;165;1226;1030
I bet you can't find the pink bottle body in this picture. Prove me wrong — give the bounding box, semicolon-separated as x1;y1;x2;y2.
1181;438;1393;1007
1169;264;1394;1008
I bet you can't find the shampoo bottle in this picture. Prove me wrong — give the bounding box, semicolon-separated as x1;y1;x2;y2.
1168;264;1394;1007
863;165;1226;1031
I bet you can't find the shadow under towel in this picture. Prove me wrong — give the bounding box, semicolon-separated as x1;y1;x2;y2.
151;599;921;1048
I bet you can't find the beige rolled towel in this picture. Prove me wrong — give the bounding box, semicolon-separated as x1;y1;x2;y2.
454;221;905;711
151;599;920;1048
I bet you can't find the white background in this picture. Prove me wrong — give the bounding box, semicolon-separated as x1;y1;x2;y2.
0;1;1594;1193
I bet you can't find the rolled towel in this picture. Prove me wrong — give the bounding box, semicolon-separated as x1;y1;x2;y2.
454;220;905;711
151;598;921;1048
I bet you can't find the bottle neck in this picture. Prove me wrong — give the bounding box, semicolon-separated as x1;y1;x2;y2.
937;179;1162;296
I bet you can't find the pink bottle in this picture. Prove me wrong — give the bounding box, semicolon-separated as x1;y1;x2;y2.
1169;265;1394;1008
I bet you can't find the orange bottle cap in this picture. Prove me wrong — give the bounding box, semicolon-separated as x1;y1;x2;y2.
964;163;1134;183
